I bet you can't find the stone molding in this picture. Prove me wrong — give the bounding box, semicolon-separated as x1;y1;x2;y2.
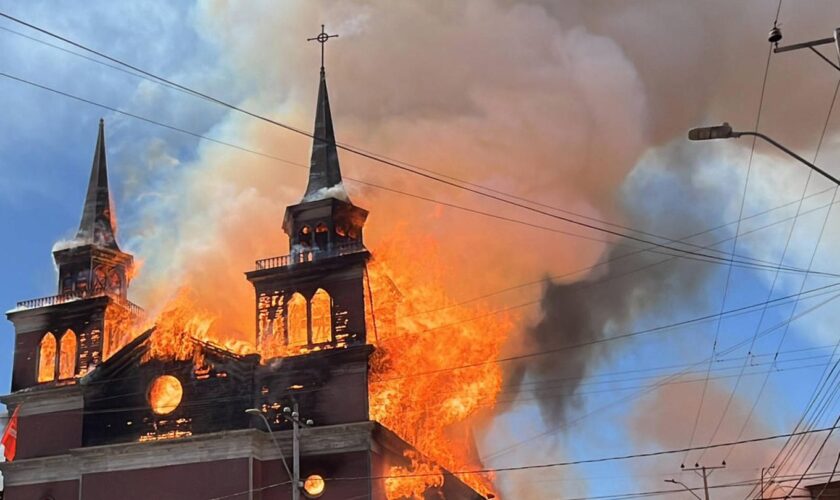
0;422;377;486
1;385;83;416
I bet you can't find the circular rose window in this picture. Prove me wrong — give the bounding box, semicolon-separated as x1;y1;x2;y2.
148;375;183;415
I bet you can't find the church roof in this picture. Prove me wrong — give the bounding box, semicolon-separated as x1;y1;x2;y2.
302;70;350;203
75;119;120;250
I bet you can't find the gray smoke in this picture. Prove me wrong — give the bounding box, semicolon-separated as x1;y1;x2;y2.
497;0;840;427
506;143;738;425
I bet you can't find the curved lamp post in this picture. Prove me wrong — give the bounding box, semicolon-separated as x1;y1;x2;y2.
665;479;703;500
688;123;840;187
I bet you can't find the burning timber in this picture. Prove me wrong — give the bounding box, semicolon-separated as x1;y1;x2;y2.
0;57;500;499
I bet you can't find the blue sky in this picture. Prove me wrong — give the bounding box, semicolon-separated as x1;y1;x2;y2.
3;1;840;499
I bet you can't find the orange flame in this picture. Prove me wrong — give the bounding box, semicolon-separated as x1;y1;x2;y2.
384;450;444;499
139;288;254;365
120;233;512;497
367;235;514;498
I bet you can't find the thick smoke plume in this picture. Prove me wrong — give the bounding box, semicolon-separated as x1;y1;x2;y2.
508;144;730;424
491;0;840;428
14;0;837;496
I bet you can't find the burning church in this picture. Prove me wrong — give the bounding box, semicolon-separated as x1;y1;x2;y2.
0;36;495;500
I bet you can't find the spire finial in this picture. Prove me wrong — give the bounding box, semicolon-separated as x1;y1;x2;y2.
307;24;339;72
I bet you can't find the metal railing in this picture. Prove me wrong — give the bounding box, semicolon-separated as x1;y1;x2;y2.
255;241;366;271
16;290;144;314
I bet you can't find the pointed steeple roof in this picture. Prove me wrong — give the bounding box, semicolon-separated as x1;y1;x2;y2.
75;119;119;250
303;69;349;203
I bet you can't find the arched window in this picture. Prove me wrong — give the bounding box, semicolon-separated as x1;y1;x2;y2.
38;332;57;383
299;225;313;247
287;293;308;346
310;288;332;344
59;330;77;380
314;223;329;250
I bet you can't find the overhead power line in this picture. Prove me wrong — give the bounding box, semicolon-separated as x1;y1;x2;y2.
319;426;840;482
686;17;778;462
713;73;840;465
482;290;840;463
0;22;732;250
4;70;840;282
2;12;839;279
208;471;835;500
371;280;840;383
73;280;840;414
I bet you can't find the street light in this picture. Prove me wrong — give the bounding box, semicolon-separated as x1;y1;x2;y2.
665;479;702;500
245;408;298;499
688;123;840;187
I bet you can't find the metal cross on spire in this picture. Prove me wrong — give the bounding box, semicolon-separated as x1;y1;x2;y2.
307;24;339;72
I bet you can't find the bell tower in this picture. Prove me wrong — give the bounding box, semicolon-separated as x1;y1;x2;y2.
282;67;369;256
246;58;370;357
53;119;134;300
7;119;141;391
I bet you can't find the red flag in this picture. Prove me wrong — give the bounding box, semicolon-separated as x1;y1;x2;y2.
2;406;20;462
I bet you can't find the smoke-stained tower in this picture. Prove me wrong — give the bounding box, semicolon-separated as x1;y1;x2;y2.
0;30;487;500
247;64;370;355
8;119;140;390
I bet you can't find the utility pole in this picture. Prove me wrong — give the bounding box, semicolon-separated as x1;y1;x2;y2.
760;465;776;500
682;464;727;500
279;402;315;500
292;402;301;500
246;404;315;500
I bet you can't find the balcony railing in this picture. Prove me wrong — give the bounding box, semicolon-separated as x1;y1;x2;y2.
15;290;144;315
255;241;366;271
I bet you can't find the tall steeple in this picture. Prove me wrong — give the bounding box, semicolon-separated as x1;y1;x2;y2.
76;118;119;250
280;24;367;254
303;70;348;202
53;119;133;299
302;25;348;203
251;24;371;358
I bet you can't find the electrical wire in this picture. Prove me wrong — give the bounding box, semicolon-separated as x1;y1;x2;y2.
685;21;777;464
0;21;735;253
406;186;840;318
322;426;840;482
2;70;835;281
814;451;840;499
2;12;839;280
701;63;840;465
739;90;840;500
721;76;840;466
6;8;837;495
370;280;840;383
481;290;840;463
73;279;840;410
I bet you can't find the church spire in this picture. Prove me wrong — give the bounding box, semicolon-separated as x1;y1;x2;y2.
303;70;348;201
303;25;348;202
76;118;119;250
